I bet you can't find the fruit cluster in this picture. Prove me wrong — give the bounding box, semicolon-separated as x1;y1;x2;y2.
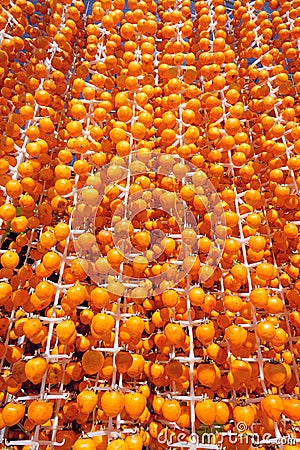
0;0;300;449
